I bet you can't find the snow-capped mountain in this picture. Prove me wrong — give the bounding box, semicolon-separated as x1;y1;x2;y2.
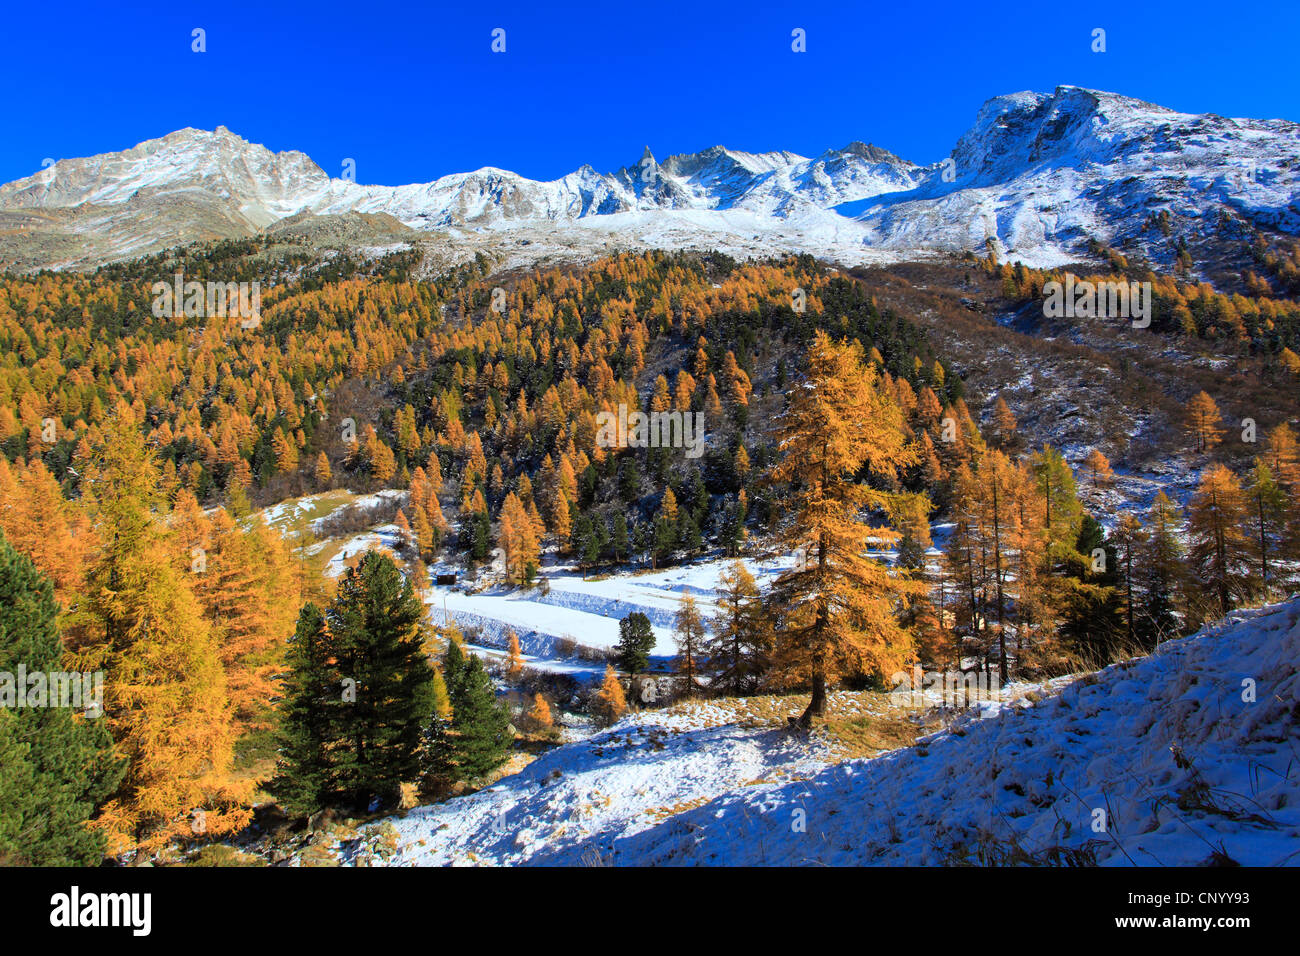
0;126;331;227
846;86;1300;263
2;86;1297;272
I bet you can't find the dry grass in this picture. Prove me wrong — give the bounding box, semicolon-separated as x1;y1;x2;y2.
821;710;940;760
660;688;941;761
644;795;713;822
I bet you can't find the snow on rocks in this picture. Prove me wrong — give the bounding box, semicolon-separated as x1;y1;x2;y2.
13;87;1295;273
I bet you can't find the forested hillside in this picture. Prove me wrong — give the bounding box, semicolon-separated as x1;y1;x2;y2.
1;240;1297;864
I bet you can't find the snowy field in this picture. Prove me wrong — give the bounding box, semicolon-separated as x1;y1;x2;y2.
263;489;927;682
430;552;802;674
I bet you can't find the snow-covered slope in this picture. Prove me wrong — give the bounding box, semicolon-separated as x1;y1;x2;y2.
366;708;837;867
368;597;1300;866
3;86;1297;271
848;87;1300;266
1;127;333;228
609;599;1300;866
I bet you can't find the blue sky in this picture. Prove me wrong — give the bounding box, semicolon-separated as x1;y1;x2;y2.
2;1;1296;186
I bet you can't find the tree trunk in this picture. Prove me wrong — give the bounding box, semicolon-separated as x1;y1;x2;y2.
798;671;826;727
1124;546;1134;646
796;532;830;728
1256;495;1268;596
992;478;1007;684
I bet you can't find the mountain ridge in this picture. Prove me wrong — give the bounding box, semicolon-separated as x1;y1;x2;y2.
2;85;1297;272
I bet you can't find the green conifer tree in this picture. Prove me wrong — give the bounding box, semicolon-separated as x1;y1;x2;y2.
0;534;123;865
615;611;655;674
330;552;436;810
270;603;336;814
438;641;511;781
275;552;435;813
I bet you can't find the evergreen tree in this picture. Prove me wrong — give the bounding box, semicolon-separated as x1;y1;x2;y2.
615;611;655;675
1138;491;1188;644
275;551;435;812
0;710;35;865
652;515;677;568
419;715;457;796
270;603;336;814
721;496;748;557
331;552;436;810
619;458;641;503
677;511;703;555
1058;516;1126;665
610;514;629;563
439;640;512;781
573;513;599;578
0;533;123;865
1110;513;1145;651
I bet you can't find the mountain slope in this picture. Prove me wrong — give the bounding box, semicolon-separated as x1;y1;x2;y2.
601;598;1300;866
2;86;1297;272
348;597;1299;867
